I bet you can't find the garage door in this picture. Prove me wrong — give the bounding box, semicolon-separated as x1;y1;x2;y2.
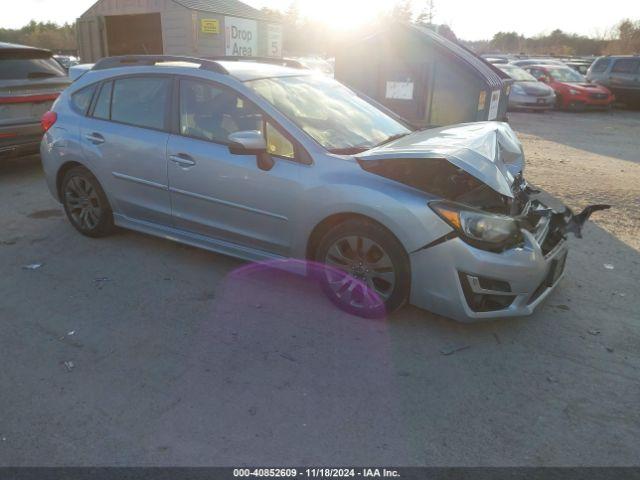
105;13;163;56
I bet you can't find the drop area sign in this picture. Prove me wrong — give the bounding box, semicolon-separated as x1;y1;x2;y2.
225;16;257;56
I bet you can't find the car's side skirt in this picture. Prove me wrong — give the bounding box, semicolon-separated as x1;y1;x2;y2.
113;213;289;265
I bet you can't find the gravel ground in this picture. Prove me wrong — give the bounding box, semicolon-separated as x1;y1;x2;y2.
0;110;638;466
511;109;640;250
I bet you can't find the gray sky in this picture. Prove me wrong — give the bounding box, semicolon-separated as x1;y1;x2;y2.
2;0;639;40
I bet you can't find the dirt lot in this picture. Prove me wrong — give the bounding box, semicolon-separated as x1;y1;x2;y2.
513;109;640;250
0;110;638;466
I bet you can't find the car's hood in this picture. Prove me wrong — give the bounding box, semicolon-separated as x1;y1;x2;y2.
558;81;605;91
358;121;524;198
517;81;554;95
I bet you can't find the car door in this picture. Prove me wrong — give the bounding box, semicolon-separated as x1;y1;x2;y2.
609;59;640;91
166;78;306;257
79;75;173;225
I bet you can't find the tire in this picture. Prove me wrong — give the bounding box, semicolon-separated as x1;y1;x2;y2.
61;166;115;238
314;218;411;318
571;101;586;112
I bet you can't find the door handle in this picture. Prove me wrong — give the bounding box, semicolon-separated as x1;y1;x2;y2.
85;132;105;145
169;153;196;167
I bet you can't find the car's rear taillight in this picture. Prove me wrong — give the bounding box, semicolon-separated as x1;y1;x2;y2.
41;111;58;132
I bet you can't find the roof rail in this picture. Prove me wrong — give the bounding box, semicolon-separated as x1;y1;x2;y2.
206;56;308;70
92;55;229;74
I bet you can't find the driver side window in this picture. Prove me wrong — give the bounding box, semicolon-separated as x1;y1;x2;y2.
179;79;262;144
179;78;296;160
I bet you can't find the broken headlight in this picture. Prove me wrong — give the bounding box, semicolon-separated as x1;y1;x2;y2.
430;201;524;251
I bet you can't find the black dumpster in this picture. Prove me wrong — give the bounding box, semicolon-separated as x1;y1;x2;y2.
335;23;512;127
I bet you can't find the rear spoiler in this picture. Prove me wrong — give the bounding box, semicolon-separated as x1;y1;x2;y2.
68;64;94;81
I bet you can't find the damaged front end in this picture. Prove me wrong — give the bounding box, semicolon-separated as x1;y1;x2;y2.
511;174;610;249
357;122;610;254
357;122;610;320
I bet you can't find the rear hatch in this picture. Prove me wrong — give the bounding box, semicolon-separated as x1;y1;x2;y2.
0;46;71;147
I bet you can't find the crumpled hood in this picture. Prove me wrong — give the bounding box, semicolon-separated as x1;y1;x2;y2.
358;121;524;198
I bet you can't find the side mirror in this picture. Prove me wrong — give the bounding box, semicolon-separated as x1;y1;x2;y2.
228;130;267;154
537;76;548;83
228;130;274;171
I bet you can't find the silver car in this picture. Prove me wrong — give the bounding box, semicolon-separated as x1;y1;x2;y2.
511;58;566;68
498;64;556;111
40;55;607;322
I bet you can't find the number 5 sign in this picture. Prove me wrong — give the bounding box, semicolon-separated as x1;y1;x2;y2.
267;24;282;58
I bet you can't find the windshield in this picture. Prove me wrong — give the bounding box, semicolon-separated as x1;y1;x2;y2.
246;75;411;153
499;65;537;81
547;67;585;83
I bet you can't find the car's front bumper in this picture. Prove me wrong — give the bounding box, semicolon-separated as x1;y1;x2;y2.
508;93;556;110
409;229;568;322
563;94;613;109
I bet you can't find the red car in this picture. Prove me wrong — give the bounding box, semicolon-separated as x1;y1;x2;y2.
523;64;614;111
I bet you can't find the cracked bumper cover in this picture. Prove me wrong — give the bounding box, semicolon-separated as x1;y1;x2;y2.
409;201;609;323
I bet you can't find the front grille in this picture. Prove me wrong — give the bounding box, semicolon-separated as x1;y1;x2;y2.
532;91;551;97
590;93;608;99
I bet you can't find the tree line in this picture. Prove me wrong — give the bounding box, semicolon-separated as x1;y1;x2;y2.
0;21;76;53
467;20;640;56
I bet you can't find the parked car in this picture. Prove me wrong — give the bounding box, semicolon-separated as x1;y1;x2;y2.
0;42;71;160
587;56;640;107
523;64;614;111
40;55;608;322
497;64;555;111
69;63;94;81
484;57;510;64
564;61;592;75
511;58;565;68
53;54;80;71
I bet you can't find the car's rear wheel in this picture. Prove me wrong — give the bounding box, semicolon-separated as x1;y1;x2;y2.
61;166;114;237
314;218;410;318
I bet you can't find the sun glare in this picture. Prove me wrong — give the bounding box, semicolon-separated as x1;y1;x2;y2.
299;0;390;30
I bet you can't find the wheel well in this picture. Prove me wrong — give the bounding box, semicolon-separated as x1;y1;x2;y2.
306;212;403;260
56;161;83;199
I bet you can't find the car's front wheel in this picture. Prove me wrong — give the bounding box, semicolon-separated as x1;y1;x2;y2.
61;166;114;238
315;218;410;318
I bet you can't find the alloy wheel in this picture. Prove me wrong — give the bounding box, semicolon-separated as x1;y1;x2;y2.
64;176;102;230
323;235;396;309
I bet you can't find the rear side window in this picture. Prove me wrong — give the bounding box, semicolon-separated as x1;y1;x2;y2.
0;55;66;80
611;59;640;74
590;58;610;73
93;81;112;120
111;76;171;130
71;84;98;115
